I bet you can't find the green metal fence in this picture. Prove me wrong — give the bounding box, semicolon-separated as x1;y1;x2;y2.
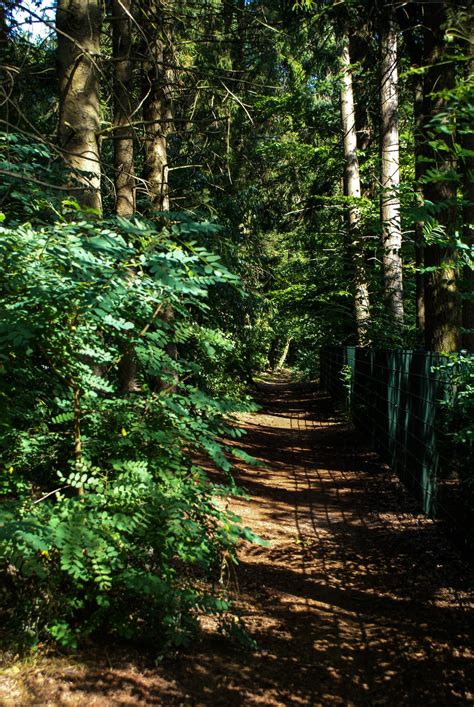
320;346;473;551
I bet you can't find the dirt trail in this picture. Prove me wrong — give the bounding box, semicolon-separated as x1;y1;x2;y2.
2;377;474;705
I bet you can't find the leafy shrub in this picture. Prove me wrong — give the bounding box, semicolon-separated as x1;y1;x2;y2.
438;354;474;484
0;212;261;651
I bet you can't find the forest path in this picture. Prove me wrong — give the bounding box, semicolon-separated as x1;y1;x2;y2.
2;376;474;705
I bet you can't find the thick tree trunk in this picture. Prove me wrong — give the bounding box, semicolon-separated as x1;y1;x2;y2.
112;0;135;217
341;32;371;345
380;10;404;327
57;0;102;213
423;3;461;353
141;0;173;211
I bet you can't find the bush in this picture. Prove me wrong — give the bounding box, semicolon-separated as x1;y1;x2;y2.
0;213;261;651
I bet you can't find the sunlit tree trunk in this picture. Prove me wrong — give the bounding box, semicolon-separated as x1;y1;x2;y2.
341;31;371;345
380;9;404;327
423;2;461;352
113;0;135;217
57;0;102;213
276;337;292;371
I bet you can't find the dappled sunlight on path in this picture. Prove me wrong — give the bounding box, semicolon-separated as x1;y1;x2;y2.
215;377;474;705
2;376;473;705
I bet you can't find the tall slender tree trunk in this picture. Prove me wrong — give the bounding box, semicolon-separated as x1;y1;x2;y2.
462;3;474;350
276;337;292;371
141;0;173;211
113;0;135;217
341;32;371;345
423;2;461;352
380;9;404;327
140;1;177;389
113;1;140;393
57;0;102;213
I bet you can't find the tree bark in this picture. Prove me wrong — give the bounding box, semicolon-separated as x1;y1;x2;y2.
141;0;173;211
340;31;371;345
140;2;178;389
112;0;135;217
57;0;102;213
423;2;461;353
276;337;292;371
380;9;404;327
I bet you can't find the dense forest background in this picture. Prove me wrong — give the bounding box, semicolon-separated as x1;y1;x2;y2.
0;0;472;652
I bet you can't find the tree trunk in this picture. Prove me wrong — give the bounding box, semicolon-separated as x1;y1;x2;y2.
141;0;173;212
423;2;461;353
112;0;135;217
340;32;371;345
380;9;404;327
276;337;292;371
112;0;140;393
57;0;102;213
140;1;177;390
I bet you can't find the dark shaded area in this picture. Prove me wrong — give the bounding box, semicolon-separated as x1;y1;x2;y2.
320;346;474;553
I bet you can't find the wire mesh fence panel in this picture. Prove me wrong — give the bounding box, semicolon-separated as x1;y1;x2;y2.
320;346;474;552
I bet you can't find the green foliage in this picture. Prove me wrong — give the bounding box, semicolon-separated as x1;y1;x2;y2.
0;204;261;652
0;132;68;222
438;354;474;482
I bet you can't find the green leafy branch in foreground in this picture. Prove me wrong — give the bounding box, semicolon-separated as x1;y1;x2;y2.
0;213;263;652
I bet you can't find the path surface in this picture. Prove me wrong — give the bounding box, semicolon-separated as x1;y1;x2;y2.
2;378;474;705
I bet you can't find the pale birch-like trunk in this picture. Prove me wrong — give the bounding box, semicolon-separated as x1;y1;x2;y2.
380;11;404;326
341;33;371;345
57;0;102;213
276;338;292;371
113;0;135;217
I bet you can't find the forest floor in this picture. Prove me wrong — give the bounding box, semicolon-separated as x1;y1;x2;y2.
1;375;474;706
